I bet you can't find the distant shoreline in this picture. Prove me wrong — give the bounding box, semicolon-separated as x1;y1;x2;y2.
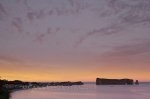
0;79;84;99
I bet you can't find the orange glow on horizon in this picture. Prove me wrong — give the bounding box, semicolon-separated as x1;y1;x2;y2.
1;68;150;82
0;62;150;82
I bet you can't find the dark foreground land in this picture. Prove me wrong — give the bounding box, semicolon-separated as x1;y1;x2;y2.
0;79;84;99
0;87;10;99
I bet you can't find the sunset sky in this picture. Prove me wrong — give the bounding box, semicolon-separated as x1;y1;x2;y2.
0;0;150;82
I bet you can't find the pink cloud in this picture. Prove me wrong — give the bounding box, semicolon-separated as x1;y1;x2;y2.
0;55;21;63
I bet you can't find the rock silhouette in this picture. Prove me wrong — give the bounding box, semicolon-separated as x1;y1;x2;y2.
96;78;134;85
135;80;139;85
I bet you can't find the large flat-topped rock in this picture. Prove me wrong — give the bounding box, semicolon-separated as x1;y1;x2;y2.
96;78;134;85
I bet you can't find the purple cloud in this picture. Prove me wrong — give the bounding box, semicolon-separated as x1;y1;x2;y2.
48;9;54;16
36;10;45;19
47;27;52;34
34;27;61;43
34;33;46;43
27;12;36;21
11;17;23;32
47;0;90;16
104;41;150;58
0;3;7;15
23;0;31;10
68;0;74;7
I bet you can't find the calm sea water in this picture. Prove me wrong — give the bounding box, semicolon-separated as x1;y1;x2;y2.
11;83;150;99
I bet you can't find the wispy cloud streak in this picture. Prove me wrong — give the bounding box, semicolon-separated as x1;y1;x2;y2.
75;0;150;47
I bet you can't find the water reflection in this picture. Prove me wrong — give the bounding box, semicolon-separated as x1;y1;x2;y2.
11;84;150;99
